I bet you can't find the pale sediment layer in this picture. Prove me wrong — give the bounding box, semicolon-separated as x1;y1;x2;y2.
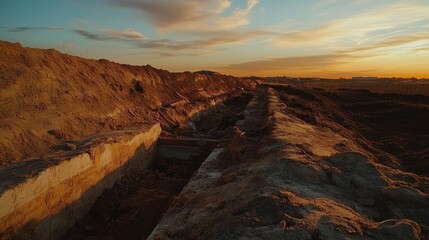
0;123;161;239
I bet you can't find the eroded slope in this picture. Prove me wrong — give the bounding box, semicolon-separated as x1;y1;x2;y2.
0;41;253;165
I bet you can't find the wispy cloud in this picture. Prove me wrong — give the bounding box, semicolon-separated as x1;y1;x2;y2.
218;54;379;77
150;51;177;57
340;33;429;53
74;27;271;51
150;50;210;57
109;0;229;30
220;54;357;71
72;0;266;53
274;2;429;48
214;0;259;30
7;26;64;32
136;30;270;50
74;29;108;41
313;0;370;9
414;46;429;52
74;28;146;41
109;0;259;33
100;28;146;40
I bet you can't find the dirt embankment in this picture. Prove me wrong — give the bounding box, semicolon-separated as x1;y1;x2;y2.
149;86;429;240
274;85;429;175
64;94;253;240
0;41;254;166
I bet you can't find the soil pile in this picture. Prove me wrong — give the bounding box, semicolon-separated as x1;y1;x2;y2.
0;41;253;166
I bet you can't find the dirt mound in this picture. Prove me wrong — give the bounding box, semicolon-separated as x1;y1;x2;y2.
0;41;254;166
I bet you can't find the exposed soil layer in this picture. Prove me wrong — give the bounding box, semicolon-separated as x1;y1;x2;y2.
0;41;254;166
63;94;253;240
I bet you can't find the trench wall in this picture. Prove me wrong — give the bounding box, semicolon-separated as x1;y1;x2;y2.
0;124;161;240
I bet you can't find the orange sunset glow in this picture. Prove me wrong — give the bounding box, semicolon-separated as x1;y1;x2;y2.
1;0;428;78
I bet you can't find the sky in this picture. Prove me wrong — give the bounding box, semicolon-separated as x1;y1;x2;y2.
1;0;429;78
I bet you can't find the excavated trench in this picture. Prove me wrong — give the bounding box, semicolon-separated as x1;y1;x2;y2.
63;94;253;240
